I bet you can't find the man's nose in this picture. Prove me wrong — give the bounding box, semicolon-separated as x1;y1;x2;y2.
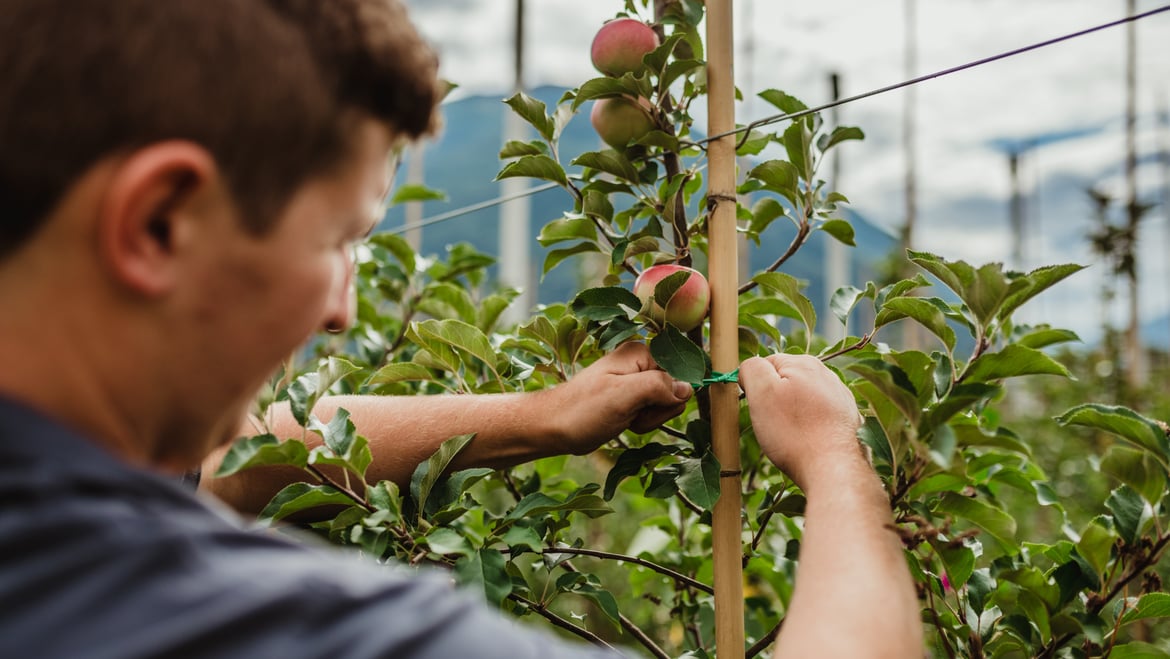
322;255;356;334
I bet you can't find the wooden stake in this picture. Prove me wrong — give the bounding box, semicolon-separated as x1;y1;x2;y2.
705;0;745;656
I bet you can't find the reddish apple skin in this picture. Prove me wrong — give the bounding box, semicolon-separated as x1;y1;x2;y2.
590;97;655;149
633;264;710;331
590;18;660;77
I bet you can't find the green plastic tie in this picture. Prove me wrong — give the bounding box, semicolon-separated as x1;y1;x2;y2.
692;368;739;390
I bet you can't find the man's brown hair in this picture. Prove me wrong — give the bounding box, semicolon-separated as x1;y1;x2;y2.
0;0;442;258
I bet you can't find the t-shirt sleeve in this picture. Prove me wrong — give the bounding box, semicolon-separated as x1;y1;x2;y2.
1;496;626;659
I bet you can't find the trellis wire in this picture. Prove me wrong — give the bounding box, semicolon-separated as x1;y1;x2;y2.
385;4;1170;237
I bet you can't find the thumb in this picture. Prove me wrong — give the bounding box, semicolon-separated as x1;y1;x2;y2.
737;355;778;397
619;366;693;408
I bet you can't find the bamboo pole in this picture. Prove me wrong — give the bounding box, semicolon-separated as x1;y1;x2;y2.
705;0;744;656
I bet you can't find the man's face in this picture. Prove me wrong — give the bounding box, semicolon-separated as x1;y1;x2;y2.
172;119;396;464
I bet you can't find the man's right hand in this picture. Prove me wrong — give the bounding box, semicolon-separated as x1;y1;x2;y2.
738;354;865;492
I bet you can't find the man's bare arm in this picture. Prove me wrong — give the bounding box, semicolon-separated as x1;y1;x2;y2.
203;342;693;514
739;354;924;659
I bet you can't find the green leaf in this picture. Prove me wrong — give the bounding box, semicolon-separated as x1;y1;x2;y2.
1106;484;1150;544
1108;642;1170;659
307;410;372;480
214;434;309;477
500;525;543;554
753;272;816;349
677;453;721;510
309;408;355;457
746;159;799;205
1120;593;1170;626
757;89;808;115
652;270;694;310
848;359;922;424
454;548;512;606
286;357;362;427
964;262;1014;325
495;155;568;187
366;362;436;386
936;542;976;590
503;489;611;523
572;150;639;182
537;216;599;247
414;319;501;378
1101;445;1167;505
1076;517;1116;580
857;417;893;468
819;219;855;246
1057;404;1170;467
933;491;1018;554
828;285;871;326
582;188;614;223
906;250;968;302
906;473;968;500
1015;327;1081;350
367;232;417;275
782;120;813;181
498;139;548;159
408;433;475;521
425;527;473;557
967;569;995;616
572;76;648;110
577;584;622;627
571;286;643;321
543;242;601;277
503;92;554;141
998;263;1085;321
604;442;675;500
367;480;403;519
425;468;493;516
963;345;1071;382
258;482;354;522
417;281;477;322
817;125;865;152
875;296;956;352
389;183;446;204
649;326;707;384
876;274;932;307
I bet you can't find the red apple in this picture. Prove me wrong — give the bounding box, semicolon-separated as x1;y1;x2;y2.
633;264;710;331
590;96;655;149
590;18;660;77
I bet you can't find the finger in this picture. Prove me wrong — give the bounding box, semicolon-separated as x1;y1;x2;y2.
601;341;657;376
738;355;780;395
629;401;689;434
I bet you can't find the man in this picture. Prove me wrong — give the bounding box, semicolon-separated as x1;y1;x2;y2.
0;1;921;657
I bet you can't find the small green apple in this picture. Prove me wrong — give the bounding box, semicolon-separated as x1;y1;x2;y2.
590;96;655;149
633;264;710;331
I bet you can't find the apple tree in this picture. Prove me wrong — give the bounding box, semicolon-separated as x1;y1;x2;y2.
217;2;1170;657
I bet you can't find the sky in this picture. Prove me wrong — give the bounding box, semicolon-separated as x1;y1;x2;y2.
401;0;1170;347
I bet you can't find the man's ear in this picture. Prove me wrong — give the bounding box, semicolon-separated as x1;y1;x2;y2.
97;141;219;297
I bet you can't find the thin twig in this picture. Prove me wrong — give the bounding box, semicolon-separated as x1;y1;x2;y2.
543;546;713;595
507;593;615;649
306;464;374;513
818;331;874;362
560;559;672;659
745;619;782;658
737;222;811;295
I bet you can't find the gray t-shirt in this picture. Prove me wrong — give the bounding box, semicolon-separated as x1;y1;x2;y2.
0;397;624;659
